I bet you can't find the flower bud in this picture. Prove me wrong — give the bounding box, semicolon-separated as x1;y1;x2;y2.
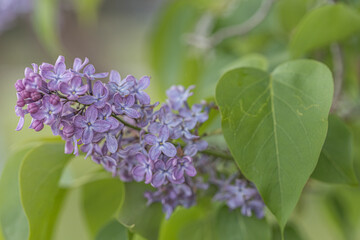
15;79;25;92
63;125;75;138
31;91;42;101
17;98;26;107
20;90;31;99
49;94;60;105
30;120;44;132
28;103;39;114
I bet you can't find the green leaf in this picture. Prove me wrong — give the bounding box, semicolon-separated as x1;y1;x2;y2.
290;4;360;57
81;178;124;237
33;0;61;55
216;60;333;229
117;182;163;240
216;207;271;240
159;198;216;240
0;148;32;240
95;219;128;240
20;142;72;240
312;115;358;185
272;223;304;240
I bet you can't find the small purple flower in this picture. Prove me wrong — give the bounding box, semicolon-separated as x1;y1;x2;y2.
60;76;88;100
31;96;62;125
108;71;135;97
144;126;177;160
179;104;208;129
72;57;89;73
29;119;44;132
41;56;73;91
184;140;208;156
133;76;150;105
113;94;140;119
74;106;111;144
97;103;120;129
83;64;108;80
151;160;177;187
132;153;154;184
78;81;109;108
172;156;197;181
166;85;194;110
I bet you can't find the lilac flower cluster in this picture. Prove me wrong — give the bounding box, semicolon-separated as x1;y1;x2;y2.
14;56;264;219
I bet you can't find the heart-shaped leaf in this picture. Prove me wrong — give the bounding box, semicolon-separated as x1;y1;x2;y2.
216;60;333;228
312;115;358;185
19;142;72;240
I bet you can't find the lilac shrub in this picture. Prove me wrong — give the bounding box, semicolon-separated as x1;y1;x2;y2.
14;56;264;219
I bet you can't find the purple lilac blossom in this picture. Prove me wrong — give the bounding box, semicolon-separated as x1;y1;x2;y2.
14;55;264;220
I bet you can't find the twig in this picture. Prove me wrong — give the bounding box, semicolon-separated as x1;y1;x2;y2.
186;0;276;49
330;43;344;112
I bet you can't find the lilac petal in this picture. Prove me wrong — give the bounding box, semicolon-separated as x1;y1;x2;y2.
152;171;166;187
149;146;161;160
125;95;135;107
135;153;147;163
85;106;98;122
92;120;111;132
185;165;197;176
161;142;177;157
78;95;96;105
138;76;150;90
106;134;118;153
93;81;104;96
110;70;121;84
16;117;24;131
59;83;71;95
93;72;109;78
107;117;120;129
65;140;74;154
55;61;66;75
144;134;157;145
148;122;162;134
124;108;140;119
159;126;170;142
144;171;152;184
133;166;146;181
48;80;58;91
84;64;95;75
42;70;57;80
174;168;184;180
82;128;94;144
74;115;86;127
77;84;88;95
136;92;150;105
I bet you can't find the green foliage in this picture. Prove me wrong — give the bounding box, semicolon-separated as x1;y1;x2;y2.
215;207;271;240
216;60;333;229
117;182;163;240
95;219;128;240
81;178;124;237
290;3;360;57
19;142;72;240
272;223;304;240
312;115;358;185
74;0;103;25
0;148;31;240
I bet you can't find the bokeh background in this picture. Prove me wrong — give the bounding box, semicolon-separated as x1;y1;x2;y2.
1;0;360;239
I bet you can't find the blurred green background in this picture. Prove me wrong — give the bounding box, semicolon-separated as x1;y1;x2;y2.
1;0;360;239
